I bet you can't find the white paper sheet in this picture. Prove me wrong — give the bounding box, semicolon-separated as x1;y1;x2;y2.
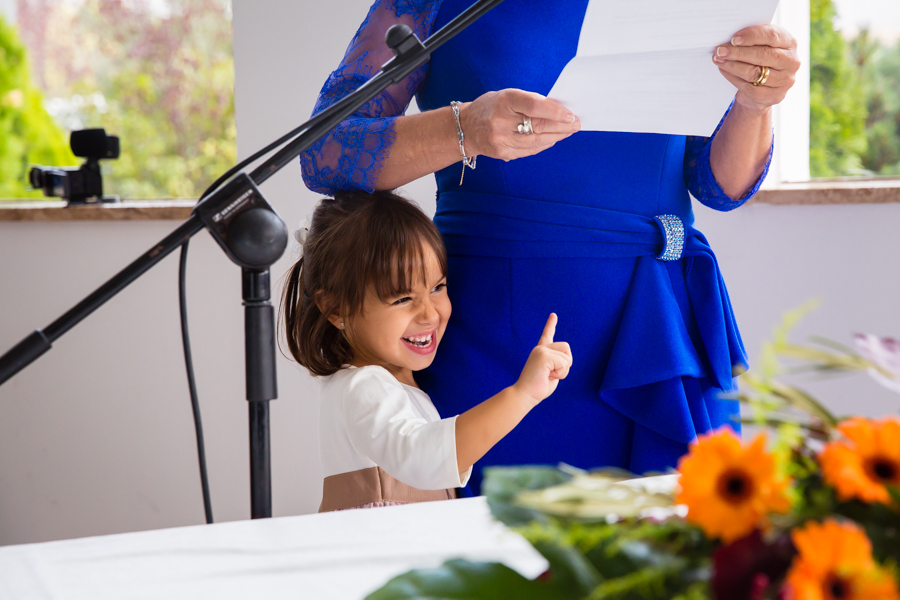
548;0;780;136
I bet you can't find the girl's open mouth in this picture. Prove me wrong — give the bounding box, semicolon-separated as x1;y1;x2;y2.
401;330;436;355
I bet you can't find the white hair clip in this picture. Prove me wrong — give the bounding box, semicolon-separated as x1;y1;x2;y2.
291;217;312;261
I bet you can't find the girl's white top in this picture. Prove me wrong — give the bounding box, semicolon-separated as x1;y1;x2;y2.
320;365;472;490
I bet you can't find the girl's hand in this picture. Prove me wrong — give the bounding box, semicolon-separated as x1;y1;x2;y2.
713;24;801;114
513;313;573;407
458;90;581;162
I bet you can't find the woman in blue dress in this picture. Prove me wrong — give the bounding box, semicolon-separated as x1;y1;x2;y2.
300;0;800;494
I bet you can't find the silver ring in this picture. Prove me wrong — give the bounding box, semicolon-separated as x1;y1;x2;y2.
518;116;533;135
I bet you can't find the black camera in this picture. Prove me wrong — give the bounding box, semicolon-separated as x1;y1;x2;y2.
29;129;120;204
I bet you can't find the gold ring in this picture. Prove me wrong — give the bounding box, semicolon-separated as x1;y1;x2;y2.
752;66;770;87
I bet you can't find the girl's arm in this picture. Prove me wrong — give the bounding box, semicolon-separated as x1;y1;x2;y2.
341;316;571;489
453;387;536;475
455;314;572;473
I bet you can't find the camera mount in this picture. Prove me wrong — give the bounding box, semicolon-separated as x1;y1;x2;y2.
29;128;121;205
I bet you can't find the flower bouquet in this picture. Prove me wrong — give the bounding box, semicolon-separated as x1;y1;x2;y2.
367;311;900;600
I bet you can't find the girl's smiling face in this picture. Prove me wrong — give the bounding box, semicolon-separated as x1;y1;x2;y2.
338;245;451;386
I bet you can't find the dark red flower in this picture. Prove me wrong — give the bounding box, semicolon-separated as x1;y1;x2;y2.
712;529;796;600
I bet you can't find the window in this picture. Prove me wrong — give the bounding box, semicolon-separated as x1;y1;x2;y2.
0;0;234;201
770;0;900;186
812;0;900;178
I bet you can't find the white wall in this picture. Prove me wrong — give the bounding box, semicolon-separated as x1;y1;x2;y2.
694;202;900;417
0;0;898;546
0;221;278;544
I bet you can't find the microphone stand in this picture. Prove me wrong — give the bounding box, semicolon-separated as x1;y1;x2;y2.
0;0;504;520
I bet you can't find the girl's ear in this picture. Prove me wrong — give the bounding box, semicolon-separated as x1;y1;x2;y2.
315;291;344;330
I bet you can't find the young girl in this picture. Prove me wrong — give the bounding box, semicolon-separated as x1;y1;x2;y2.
282;189;573;512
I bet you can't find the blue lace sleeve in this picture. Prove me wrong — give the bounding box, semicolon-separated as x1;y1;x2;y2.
300;0;442;195
684;101;774;212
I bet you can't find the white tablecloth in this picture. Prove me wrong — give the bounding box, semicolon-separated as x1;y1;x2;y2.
0;497;547;600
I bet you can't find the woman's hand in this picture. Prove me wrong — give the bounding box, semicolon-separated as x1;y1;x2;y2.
514;313;573;407
713;24;801;114
459;90;581;162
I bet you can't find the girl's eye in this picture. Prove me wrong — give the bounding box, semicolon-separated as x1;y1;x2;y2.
392;296;412;305
432;283;447;293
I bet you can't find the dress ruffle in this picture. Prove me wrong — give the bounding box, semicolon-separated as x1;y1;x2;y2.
435;191;747;449
599;242;746;446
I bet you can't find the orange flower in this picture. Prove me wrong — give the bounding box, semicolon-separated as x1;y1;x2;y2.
786;519;900;600
676;429;791;543
820;417;900;504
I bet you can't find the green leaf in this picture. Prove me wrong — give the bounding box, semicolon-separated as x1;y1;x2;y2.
515;521;604;594
364;559;574;600
772;301;820;348
482;467;607;594
808;335;858;356
834;494;900;562
483;466;572;527
735;416;826;435
766;380;839;428
512;472;676;521
483;466;573;502
888;485;900;508
587;566;669;600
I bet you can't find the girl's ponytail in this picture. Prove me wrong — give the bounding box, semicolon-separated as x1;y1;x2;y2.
280;252;354;377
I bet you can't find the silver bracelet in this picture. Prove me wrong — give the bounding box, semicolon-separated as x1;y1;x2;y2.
450;101;476;185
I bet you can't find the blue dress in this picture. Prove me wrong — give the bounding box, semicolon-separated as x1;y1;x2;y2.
300;0;771;495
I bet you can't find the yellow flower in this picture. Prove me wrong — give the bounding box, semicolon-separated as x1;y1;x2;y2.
676;429;791;543
786;519;899;600
820;417;900;504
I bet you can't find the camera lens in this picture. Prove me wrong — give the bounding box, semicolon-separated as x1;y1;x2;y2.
28;167;44;189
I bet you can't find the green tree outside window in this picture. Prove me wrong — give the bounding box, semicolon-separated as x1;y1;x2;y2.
810;0;900;178
809;0;868;177
5;0;235;201
0;15;75;200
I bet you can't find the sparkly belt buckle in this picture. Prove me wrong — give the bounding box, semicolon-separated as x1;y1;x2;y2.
654;214;685;261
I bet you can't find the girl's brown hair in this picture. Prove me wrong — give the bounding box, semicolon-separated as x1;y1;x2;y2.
280;189;447;376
